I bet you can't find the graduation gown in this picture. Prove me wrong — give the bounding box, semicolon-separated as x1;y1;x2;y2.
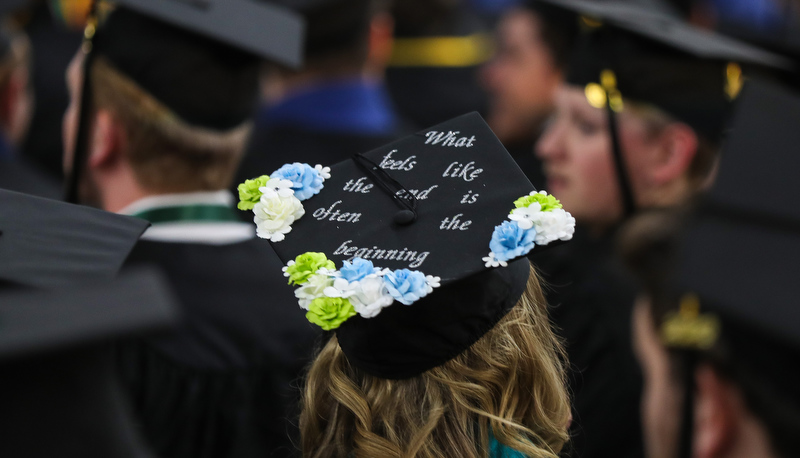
118;196;320;458
532;228;644;458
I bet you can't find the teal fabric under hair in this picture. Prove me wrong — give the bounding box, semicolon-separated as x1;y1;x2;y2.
489;432;526;458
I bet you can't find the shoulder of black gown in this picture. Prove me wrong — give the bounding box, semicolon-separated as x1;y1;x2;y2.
532;229;644;458
119;238;322;458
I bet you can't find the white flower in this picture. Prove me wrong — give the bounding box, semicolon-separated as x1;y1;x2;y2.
424;275;441;294
253;191;305;242
482;252;508;268
323;277;358;299
348;276;394;318
282;260;295;278
314;164;332;180
509;203;542;230
295;273;334;310
529;208;575;245
259;178;295;199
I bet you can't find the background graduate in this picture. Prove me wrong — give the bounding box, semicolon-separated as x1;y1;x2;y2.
61;1;320;456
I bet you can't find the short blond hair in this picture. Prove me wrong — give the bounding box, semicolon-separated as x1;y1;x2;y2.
90;57;252;192
300;266;571;458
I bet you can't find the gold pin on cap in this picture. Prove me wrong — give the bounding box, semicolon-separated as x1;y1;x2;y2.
660;293;720;350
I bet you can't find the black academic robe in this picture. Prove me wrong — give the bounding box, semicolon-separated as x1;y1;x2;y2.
532;228;644;458
119;238;321;458
236;125;403;183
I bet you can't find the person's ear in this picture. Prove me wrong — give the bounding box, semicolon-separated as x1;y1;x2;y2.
366;12;394;75
650;122;698;186
87;109;122;170
694;364;737;458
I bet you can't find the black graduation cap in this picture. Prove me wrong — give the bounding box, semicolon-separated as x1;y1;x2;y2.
534;0;792;217
674;80;800;348
0;268;179;457
0;189;149;289
65;0;305;202
257;113;575;378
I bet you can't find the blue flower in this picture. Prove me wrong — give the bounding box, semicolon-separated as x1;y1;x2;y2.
340;258;378;282
383;269;429;305
270;163;324;201
489;221;537;262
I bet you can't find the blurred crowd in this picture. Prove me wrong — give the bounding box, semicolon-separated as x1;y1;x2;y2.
2;0;800;457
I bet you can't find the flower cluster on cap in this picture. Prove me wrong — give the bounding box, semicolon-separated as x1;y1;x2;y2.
483;190;576;267
236;163;331;242
283;253;441;330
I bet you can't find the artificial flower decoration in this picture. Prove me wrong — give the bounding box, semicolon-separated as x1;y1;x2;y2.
237;162;330;242
484;191;575;268
271;162;326;200
283;255;441;329
384;269;433;305
237;175;270;210
284;252;336;286
306;297;357;331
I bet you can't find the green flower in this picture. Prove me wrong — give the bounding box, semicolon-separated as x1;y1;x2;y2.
306;297;356;330
237;175;270;210
513;192;563;213
285;252;335;285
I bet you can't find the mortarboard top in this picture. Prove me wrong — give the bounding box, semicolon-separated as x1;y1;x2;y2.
263;113;574;378
536;0;792;142
0;268;178;457
0;268;179;361
0;189;149;289
672;80;800;351
111;0;304;69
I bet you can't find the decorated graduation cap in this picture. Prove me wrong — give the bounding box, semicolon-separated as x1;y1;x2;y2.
534;0;792;218
655;80;800;458
0;269;179;457
65;0;305;203
0;189;148;289
235;113;576;379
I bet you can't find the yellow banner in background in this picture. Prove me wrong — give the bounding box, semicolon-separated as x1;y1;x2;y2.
389;33;494;68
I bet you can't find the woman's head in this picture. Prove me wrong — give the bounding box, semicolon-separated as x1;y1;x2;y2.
300;265;570;458
536;85;717;228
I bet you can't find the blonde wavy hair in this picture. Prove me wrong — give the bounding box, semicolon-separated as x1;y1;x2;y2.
300;266;570;458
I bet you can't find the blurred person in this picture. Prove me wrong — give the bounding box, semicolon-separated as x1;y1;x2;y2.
236;0;402;183
622;80;800;458
480;1;576;188
18;0;84;183
530;1;789;457
384;0;492;129
0;5;59;198
62;3;320;457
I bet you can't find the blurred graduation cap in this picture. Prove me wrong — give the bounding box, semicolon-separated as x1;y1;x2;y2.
534;0;792;218
0;268;179;457
65;0;306;203
658;80;800;458
0;189;149;289
261;112;573;378
674;80;800;348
